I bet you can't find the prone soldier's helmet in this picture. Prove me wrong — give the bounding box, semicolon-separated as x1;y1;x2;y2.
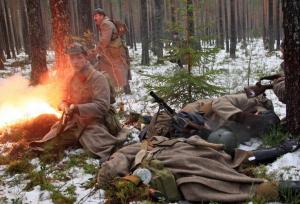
207;128;238;155
93;8;106;16
65;42;87;56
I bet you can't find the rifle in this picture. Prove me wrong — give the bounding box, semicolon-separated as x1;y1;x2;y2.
138;92;205;140
55;110;69;137
244;74;283;98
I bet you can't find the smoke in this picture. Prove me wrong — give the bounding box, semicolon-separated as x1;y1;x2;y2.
0;74;63;109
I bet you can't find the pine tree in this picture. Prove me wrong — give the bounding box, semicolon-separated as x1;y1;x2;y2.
145;0;224;107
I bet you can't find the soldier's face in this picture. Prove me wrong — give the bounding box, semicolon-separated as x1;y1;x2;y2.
69;54;87;72
93;14;104;26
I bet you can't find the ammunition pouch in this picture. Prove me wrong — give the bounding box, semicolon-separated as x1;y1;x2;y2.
104;106;122;136
133;140;182;202
109;37;123;48
147;160;182;202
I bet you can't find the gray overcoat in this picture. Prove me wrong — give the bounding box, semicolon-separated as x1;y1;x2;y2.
31;65;127;160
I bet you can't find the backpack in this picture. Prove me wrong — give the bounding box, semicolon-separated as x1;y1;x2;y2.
111;19;128;38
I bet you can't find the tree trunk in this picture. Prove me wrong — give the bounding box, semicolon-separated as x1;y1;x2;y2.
20;0;31;56
4;0;16;58
263;0;268;49
50;0;71;77
241;0;247;48
9;0;21;54
229;0;236;58
217;0;224;49
78;0;92;35
187;0;195;36
268;0;274;51
26;0;48;85
236;0;241;42
275;0;281;50
282;0;300;134
129;0;136;50
170;0;176;40
140;0;149;65
224;0;229;52
154;0;164;63
0;41;4;69
186;0;194;102
0;1;11;59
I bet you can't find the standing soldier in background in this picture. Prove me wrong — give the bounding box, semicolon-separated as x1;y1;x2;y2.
93;8;131;94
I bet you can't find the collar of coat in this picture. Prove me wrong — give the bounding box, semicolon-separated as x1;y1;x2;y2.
100;16;111;27
74;63;96;82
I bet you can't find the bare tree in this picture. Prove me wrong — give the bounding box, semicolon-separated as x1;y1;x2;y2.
282;0;300;134
26;0;47;84
78;0;92;36
217;0;224;49
141;0;149;65
224;0;229;52
268;0;274;51
229;0;236;58
0;0;12;59
275;0;281;50
153;0;164;63
20;0;31;56
241;0;246;48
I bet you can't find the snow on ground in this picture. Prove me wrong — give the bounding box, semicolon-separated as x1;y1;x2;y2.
0;39;299;203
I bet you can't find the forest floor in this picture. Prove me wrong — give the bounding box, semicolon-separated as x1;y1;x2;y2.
0;39;299;204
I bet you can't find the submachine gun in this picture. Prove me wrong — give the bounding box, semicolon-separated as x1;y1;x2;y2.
150;91;204;130
139;91;207;140
244;74;283;98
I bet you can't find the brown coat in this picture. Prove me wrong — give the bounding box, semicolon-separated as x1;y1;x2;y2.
96;17;129;88
31;65;127;159
99;136;264;202
182;93;270;130
273;77;286;104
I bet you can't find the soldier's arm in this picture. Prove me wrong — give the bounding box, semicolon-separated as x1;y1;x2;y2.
97;22;113;52
272;77;286;103
212;94;251;121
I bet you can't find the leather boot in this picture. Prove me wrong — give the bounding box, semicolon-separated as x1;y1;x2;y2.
249;139;299;164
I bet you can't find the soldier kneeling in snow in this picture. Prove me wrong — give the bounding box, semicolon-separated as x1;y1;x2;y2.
30;42;128;161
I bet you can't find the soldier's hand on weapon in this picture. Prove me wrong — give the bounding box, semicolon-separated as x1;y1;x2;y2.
64;104;79;120
244;81;273;98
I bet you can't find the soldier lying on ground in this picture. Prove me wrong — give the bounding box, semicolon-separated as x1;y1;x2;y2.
97;135;300;203
30;42;128;161
145;92;283;154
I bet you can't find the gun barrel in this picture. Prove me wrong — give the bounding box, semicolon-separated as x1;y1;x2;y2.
149;91;175;115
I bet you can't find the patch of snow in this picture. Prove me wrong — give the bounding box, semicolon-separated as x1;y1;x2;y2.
267;149;300;180
239;138;263;151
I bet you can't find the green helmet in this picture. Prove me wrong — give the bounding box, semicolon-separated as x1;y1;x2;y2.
207;128;238;155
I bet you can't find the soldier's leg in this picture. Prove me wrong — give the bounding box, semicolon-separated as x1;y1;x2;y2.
248;138;299;164
41;126;79;153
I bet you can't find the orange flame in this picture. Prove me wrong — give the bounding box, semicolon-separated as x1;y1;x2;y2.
0;74;63;129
